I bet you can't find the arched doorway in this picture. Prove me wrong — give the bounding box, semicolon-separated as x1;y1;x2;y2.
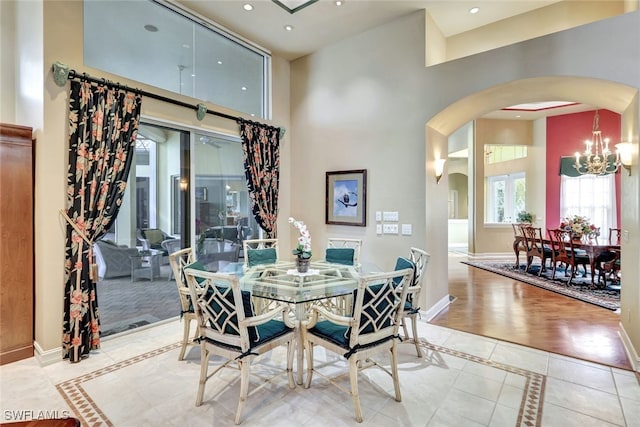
425;76;639;366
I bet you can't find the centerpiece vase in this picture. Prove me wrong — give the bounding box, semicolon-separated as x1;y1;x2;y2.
296;256;310;273
571;232;583;242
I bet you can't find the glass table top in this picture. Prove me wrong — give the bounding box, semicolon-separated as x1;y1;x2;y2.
237;261;366;304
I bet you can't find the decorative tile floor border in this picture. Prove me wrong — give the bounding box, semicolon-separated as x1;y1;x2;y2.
56;340;544;426
55;343;181;426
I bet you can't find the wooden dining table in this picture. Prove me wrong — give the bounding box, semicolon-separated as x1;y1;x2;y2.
513;235;620;286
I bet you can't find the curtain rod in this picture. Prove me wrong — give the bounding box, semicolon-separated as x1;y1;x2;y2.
51;61;270;126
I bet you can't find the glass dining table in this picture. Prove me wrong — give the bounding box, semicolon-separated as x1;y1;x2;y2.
221;260;374;384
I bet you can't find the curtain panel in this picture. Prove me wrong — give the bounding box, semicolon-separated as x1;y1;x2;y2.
62;80;142;362
238;120;281;238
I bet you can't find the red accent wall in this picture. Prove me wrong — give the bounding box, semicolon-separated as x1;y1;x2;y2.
546;109;621;230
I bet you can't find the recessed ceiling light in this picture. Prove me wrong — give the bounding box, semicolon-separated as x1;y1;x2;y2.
144;24;158;32
191;74;196;77
182;44;190;49
217;60;223;65
469;7;480;14
335;0;343;5
515;115;521;118
284;25;294;31
241;86;247;91
243;3;253;11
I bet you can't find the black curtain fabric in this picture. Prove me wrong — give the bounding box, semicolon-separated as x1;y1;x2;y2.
62;80;142;362
238;119;281;238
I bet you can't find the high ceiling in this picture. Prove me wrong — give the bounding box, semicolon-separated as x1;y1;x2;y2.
176;0;562;60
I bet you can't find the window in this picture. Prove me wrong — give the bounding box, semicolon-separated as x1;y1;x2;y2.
485;145;527;164
83;0;270;118
560;174;617;234
486;172;525;223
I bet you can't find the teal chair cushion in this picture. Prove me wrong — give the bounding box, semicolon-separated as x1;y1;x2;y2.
309;320;349;348
393;256;418;311
247;248;277;267
205;286;259;343
325;247;355;265
255;320;292;345
393;257;415;286
184;260;207;284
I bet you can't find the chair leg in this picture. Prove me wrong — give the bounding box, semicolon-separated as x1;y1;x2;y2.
401;318;409;341
179;317;191;361
304;341;314;389
235;359;250;425
390;344;402;402
349;357;363;423
409;314;423;358
287;339;295;389
195;346;210;406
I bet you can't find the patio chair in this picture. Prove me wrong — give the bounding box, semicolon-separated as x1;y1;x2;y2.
168;247;199;361
183;267;295;425
162;239;182;280
302;268;413;423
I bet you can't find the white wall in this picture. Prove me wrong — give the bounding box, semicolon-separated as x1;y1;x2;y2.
290;10;640;361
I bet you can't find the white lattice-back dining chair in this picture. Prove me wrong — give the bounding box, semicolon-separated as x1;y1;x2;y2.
183;267;296;425
394;248;430;357
168;247;199;361
303;268;413;423
326;238;362;267
242;238;279;271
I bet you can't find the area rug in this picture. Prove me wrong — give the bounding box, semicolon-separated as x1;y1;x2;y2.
462;260;620;311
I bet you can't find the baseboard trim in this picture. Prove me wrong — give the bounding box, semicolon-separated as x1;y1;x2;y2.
422;294;451;322
619;322;640;372
34;341;62;366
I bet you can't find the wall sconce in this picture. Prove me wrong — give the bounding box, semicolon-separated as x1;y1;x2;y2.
615;142;632;175
435;158;447;184
179;178;189;191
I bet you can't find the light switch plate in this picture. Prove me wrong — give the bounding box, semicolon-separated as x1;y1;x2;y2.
375;211;382;221
401;224;412;235
383;223;399;234
376;224;382;234
383;211;399;222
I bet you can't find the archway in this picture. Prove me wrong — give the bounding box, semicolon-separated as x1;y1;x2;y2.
425;76;639;366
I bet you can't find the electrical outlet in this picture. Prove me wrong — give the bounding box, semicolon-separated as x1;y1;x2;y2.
383;223;398;234
376;224;382;234
401;224;412;235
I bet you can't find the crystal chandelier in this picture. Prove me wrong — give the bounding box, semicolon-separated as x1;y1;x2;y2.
573;110;622;175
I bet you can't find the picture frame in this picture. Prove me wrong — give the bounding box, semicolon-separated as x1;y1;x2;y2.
325;169;367;226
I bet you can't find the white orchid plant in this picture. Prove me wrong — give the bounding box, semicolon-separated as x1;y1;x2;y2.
288;217;312;259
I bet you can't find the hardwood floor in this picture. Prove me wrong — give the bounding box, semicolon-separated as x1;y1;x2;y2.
430;253;632;370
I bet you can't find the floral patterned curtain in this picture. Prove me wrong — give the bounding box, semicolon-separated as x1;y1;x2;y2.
238;119;281;238
62;80;141;362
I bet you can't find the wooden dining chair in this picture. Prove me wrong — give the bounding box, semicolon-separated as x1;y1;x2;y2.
547;228;590;285
302;268;413;423
512;223;528;268
521;226;552;276
183;266;296;425
168;247;199;361
596;228;622;287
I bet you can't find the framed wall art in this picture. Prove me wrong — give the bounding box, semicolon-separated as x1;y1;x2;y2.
325;169;367;226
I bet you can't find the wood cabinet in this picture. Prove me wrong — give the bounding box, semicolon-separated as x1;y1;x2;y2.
0;123;34;365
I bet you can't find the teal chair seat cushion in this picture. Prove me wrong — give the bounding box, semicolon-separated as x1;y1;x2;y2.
204;320;291;353
309;320;349;348
247;248;277;267
325;248;355;265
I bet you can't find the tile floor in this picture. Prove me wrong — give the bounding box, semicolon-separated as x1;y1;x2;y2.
1;319;638;426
